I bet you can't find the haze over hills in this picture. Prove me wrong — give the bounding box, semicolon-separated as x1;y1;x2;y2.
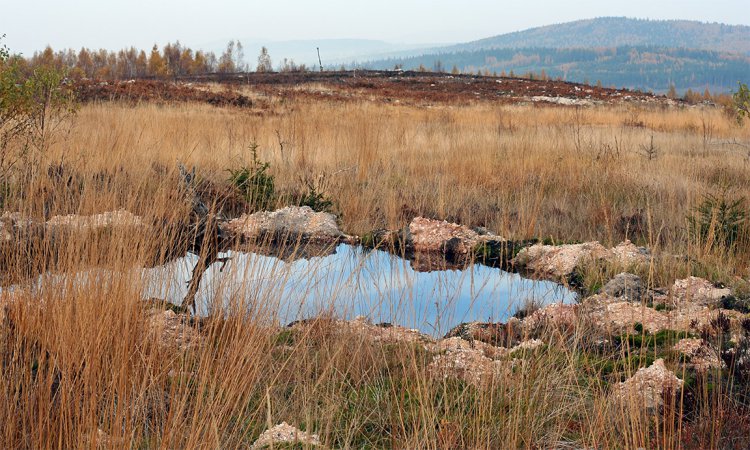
358;17;750;94
199;39;443;69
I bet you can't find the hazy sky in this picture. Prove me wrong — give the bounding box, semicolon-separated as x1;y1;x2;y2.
2;0;749;55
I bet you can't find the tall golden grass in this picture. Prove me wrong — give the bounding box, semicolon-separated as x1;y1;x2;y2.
50;100;750;273
0;95;749;448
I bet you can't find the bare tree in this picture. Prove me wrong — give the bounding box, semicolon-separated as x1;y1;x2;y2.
218;40;236;73
256;46;272;73
234;40;246;72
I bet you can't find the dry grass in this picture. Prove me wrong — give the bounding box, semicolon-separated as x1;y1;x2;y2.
48;99;750;268
1;93;750;448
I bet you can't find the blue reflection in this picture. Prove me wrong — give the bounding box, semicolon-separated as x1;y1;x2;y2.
142;244;574;336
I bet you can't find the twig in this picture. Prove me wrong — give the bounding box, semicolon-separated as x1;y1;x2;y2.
329;165;358;176
177;163;230;313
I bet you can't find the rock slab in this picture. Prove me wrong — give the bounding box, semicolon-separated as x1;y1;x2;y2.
224;206;345;244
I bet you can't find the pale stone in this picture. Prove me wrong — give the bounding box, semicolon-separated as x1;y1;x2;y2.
224;206;344;243
613;359;683;411
252;422;321;449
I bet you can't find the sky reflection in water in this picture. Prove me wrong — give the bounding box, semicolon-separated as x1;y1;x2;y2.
142;244;575;336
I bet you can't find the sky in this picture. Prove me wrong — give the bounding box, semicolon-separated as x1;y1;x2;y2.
2;0;749;56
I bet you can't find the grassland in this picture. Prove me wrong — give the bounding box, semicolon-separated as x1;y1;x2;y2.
1;75;750;448
52;90;750;278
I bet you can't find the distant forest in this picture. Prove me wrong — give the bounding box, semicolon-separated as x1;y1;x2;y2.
7;40;306;80
8;27;749;95
359;18;750;94
364;46;750;94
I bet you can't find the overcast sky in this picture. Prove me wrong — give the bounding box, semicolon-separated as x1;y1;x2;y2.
2;0;749;55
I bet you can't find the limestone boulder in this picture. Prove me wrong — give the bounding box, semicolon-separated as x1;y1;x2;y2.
46;210;145;230
408;216;504;257
224;206;347;245
612;359;683;412
671;276;731;306
427;337;542;387
251;422;321;449
674;338;724;371
602;273;647;301
513;241;609;281
523;303;579;333
443;319;521;347
288;316;433;346
610;240;651;266
513;240;650;283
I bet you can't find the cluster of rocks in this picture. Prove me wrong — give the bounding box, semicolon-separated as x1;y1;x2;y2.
0;208;652;288
137;264;738;415
362;216;656;279
408;217;504;256
673;337;724;371
364;216;514;271
287;315;544;388
582;274;738;334
1;210;148;244
412;267;740;411
222;206;354;259
251;422;321;449
6;207;748;419
612;358;684;412
530;96;596;107
443;320;522;347
430;308;699;411
507;271;740;342
512;240;651;283
287;315;430;346
427;335;544;387
146;308;203;351
1;209;155;285
671;276;732;306
45;210;145;230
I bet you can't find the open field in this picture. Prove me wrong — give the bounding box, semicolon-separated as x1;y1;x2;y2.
53;75;750;278
2;73;750;448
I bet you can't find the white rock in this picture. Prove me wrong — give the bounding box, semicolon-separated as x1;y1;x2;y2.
613;359;683;411
251;422;321;449
224;206;344;243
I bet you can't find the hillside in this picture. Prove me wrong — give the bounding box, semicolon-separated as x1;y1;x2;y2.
446;17;750;55
361;18;750;93
366;46;750;93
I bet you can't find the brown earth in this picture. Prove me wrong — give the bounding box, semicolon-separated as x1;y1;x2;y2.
73;70;670;109
74;79;256;108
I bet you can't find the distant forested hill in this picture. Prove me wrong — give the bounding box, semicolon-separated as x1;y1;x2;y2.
360;18;750;93
447;17;750;55
366;46;750;93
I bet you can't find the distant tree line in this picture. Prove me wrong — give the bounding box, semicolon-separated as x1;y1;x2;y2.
12;41;310;80
366;46;750;94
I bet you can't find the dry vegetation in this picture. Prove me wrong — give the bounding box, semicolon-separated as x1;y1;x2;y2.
50;94;750;275
2;76;750;448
